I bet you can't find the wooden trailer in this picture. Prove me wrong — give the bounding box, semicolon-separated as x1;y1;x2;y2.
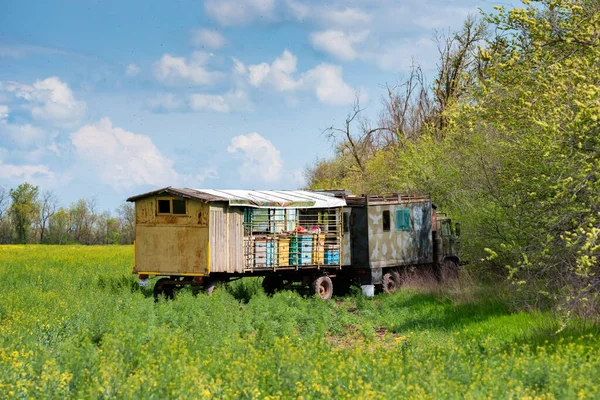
127;187;346;298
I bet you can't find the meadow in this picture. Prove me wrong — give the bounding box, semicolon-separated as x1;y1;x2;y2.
1;245;599;399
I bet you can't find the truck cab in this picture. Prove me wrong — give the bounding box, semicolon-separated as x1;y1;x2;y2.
432;211;461;277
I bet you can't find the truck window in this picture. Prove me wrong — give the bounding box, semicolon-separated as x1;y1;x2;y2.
382;210;390;231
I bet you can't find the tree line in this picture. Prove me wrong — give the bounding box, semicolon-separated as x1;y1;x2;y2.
305;0;599;319
0;183;134;245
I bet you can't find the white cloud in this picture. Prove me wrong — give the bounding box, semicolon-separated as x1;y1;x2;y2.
205;0;276;26
197;167;219;182
148;93;186;112
190;90;251;113
0;43;72;59
70;118;179;189
322;7;371;27
191;29;226;49
189;93;230;113
247;50;300;91
301;64;355;106
1;77;86;125
227;132;283;183
0;105;7;120
236;50;355;105
0;161;54;182
310;30;369;61
125;64;140;77
153;52;222;86
0;122;46;149
148;90;251;113
286;1;371;28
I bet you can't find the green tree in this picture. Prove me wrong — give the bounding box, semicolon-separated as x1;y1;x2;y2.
9;183;40;244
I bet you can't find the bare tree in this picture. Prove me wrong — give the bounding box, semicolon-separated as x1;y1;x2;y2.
38;189;58;243
379;62;434;145
117;203;135;244
433;16;488;134
323;93;386;174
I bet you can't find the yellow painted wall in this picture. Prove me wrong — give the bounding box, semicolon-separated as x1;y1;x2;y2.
134;196;210;276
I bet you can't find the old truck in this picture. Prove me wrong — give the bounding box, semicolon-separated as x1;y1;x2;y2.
126;188;461;299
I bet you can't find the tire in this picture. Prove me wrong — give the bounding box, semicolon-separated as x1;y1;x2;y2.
262;276;284;295
153;278;174;300
382;271;401;294
312;275;333;300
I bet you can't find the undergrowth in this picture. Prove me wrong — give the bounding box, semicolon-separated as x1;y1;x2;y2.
1;245;599;398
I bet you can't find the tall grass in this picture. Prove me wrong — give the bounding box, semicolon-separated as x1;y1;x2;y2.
1;245;599;398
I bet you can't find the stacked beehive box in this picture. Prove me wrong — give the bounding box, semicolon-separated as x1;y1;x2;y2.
290;234;313;265
278;237;290;267
324;244;340;265
244;236;255;269
312;234;325;265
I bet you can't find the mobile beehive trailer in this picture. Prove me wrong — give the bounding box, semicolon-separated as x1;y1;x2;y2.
126;187;346;299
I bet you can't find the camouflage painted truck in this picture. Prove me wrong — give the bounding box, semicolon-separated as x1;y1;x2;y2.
126;188;461;299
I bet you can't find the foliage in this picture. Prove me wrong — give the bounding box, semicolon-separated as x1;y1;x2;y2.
0;183;134;245
9;183;40;244
306;0;600;318
1;245;599;398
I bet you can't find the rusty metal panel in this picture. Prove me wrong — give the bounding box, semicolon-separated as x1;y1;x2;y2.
227;207;244;273
134;197;211;275
209;205;227;272
367;201;432;268
135;225;209;274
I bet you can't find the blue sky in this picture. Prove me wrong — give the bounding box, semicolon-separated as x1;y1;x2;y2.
0;0;504;211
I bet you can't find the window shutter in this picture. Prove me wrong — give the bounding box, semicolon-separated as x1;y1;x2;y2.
395;209;411;231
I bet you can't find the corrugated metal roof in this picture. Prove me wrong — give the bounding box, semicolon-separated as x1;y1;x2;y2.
126;187;228;203
127;187;346;209
195;189;346;209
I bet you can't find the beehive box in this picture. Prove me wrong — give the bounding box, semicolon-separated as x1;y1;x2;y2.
290;235;313;265
278;238;290;267
312;234;325;264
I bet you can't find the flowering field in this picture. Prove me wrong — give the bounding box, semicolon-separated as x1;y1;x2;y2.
1;245;599;398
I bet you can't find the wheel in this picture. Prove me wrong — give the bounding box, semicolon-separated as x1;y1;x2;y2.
204;279;220;296
382;271;401;294
154;278;175;300
312;275;333;300
262;276;284;295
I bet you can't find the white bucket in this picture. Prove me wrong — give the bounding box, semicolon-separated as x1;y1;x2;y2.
361;285;375;297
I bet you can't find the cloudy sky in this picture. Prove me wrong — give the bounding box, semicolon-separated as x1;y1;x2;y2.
0;0;503;210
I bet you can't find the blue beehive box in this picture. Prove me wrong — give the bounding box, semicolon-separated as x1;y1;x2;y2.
266;240;278;266
324;249;340;265
290;235;313;265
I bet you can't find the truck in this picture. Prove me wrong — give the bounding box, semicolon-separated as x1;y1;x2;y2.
126;187;461;299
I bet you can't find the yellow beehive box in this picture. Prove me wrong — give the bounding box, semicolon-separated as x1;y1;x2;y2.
312;234;325;264
278;238;290;267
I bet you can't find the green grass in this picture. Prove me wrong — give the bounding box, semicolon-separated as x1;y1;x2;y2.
1;245;599;398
